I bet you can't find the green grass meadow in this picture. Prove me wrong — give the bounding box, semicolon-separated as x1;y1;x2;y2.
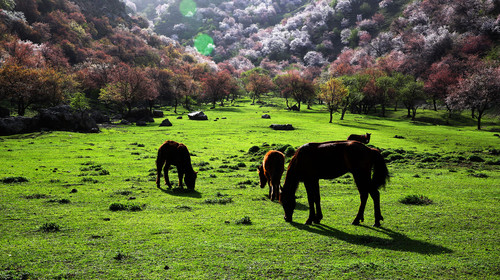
1;99;499;279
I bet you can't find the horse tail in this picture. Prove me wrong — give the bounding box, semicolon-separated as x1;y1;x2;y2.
371;149;389;189
156;145;167;170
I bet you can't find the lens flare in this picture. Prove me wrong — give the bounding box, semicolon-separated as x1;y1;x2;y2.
179;0;196;17
194;34;215;56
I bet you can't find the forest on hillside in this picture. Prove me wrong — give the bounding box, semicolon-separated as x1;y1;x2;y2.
0;0;499;130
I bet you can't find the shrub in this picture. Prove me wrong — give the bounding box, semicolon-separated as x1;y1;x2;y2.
109;203;144;212
39;222;60;232
128;204;144;212
24;194;49;199
113;252;127;260
399;195;433;205
204;197;233;204
248;146;260;154
109;203;128;211
48;198;71;204
82;177;99;184
1;176;28;183
468;155;484;162
235;216;252;225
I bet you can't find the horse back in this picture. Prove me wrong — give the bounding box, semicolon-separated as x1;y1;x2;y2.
157;140;191;167
347;133;370;144
290;141;375;180
263;150;285;175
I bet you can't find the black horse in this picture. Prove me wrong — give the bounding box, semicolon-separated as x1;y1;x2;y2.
280;141;389;227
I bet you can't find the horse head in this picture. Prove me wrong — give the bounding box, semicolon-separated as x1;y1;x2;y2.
280;183;296;222
185;171;198;190
257;165;267;188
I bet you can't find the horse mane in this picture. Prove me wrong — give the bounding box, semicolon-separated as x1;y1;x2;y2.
282;149;300;193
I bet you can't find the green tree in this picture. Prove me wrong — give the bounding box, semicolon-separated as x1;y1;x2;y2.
318;78;348;123
0;0;15;10
375;75;396;117
70;92;90;117
396;73;425;120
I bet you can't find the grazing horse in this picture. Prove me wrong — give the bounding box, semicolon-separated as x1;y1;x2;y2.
258;150;285;201
156;140;197;190
280;141;389;227
347;133;371;144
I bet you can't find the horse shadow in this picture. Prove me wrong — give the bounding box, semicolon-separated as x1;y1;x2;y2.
291;222;452;255
158;187;202;198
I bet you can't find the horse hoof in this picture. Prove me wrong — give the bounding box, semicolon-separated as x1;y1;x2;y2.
352;220;360;225
373;222;381;227
305;219;313;225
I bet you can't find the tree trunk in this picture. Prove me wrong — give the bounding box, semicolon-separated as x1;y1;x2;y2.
341;107;347;120
174;98;178;114
17;99;26;116
477;107;484;130
329;108;333;123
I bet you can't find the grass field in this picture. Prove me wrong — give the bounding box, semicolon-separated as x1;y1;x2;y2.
1;99;499;279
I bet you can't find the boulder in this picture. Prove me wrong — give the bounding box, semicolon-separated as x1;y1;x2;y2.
153;110;164;118
125;108;154;123
270;124;294;130
90;111;110;124
188;111;208;120
0;116;36;136
0;106;99;135
262;114;271;119
37;106;99;133
0;106;10;118
159;119;172;127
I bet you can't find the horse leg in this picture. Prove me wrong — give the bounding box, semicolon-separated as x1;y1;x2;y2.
156;159;163;189
270;175;279;201
352;172;371;225
272;183;280;201
177;166;184;188
304;180;322;225
268;181;273;200
370;189;384;227
163;164;172;188
352;190;368;225
313;181;322;224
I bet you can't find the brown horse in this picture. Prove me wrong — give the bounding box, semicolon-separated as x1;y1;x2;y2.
156;140;197;190
258;150;285;201
280;140;389;227
347;133;371;144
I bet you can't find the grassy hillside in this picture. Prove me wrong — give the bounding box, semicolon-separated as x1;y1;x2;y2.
0;100;499;279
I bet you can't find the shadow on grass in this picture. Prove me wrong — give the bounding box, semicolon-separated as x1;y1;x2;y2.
291;222;452;255
158;187;202;198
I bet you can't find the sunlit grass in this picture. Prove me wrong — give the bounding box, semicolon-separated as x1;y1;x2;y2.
0;99;499;279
